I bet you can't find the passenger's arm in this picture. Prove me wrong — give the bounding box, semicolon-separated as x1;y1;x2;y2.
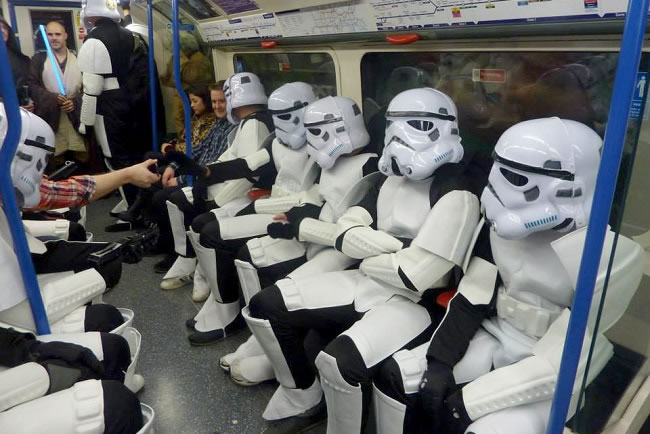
90;159;160;201
360;190;479;291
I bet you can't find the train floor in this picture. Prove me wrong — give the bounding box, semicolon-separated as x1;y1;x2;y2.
89;194;325;434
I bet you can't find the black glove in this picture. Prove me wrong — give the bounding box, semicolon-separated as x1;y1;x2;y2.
442;389;472;434
32;341;105;393
164;151;207;177
419;359;457;429
267;222;296;240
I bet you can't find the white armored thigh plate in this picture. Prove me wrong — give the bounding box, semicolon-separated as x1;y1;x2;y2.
376;176;432;238
48;306;87;334
0;363;49;412
247;236;306;268
37;332;104;361
341;297;431;368
23;219;70;240
465;400;552;434
288;248;358;280
217;214;274;240
0;379;105;434
452;328;500;384
275;270;360;311
208;196;251;218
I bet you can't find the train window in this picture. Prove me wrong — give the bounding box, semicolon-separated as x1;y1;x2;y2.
361;52;623;154
234;53;336;98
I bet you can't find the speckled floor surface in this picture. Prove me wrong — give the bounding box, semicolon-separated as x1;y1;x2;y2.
89;194;326;434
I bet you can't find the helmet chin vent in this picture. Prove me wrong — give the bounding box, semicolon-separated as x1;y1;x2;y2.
391;158;403;176
553;218;574;231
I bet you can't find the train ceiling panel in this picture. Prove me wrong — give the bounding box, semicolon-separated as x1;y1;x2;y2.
137;0;633;44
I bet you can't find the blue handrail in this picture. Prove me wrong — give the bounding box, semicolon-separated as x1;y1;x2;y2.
545;0;649;432
0;37;51;334
171;0;192;169
147;0;159;151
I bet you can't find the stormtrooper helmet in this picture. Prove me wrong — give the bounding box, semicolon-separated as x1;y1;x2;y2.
379;88;463;180
2;106;56;208
223;72;268;124
481;117;601;240
80;0;121;30
268;82;317;149
304;96;370;169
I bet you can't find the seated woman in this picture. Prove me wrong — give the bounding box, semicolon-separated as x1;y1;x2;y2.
120;82;233;274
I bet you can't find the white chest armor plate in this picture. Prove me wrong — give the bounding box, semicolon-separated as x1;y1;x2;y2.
319;153;374;223
377;176;433;239
270;140;319;198
491;230;574;312
0;211;29;311
208;119;269;199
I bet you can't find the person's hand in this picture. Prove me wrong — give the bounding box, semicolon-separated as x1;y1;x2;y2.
58;95;74;113
21;102;34;112
419;360;457;430
127;159;161;188
32;340;105;393
161;166;176;187
273;213;288;223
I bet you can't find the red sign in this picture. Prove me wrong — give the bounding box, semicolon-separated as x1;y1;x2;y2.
472;69;507;83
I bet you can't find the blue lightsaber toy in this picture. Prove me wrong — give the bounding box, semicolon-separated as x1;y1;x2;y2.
38;24;66;96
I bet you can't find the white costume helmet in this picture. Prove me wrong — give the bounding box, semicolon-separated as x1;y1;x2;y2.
379;88;463;180
304;96;370;169
223;72;268;124
80;0;122;31
481;117;601;240
0;105;56;208
268;82;317;149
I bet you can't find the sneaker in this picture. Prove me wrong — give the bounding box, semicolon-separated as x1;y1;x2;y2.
220;335;265;372
192;284;210;302
191;266;210;302
230;354;275;386
160;256;196;289
160;273;193;290
188;315;245;346
261;400;327;434
154;253;177;274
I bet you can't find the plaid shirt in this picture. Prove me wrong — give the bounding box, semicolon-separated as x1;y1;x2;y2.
34;175;96;210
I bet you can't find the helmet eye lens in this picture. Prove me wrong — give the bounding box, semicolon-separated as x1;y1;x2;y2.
308;128;321;136
407;120;434;131
500;167;528;187
276;113;292;121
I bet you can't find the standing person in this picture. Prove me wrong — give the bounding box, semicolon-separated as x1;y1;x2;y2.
0;16;31;110
77;0;151;211
25;20;86;168
161;30;213;138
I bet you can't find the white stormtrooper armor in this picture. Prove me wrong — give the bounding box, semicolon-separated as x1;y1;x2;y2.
223;72;268;124
268;81;316;150
80;0;121;31
372;118;644;434
379;88;463;180
304;96;370;170
245;89;482;432
10;108;55;209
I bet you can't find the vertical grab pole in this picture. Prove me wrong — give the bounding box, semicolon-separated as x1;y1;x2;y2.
171;0;192;172
147;0;159;151
0;38;51;334
546;0;649;432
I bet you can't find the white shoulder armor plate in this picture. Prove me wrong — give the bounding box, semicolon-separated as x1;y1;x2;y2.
77;38;113;74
